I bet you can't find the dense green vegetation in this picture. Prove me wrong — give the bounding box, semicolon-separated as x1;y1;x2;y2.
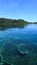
0;18;37;30
0;18;30;30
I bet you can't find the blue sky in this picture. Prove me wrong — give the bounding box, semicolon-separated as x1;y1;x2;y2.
0;0;37;22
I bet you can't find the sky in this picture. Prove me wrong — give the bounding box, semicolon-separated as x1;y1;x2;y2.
0;0;37;22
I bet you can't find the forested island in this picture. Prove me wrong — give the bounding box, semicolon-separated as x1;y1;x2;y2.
0;18;30;30
0;18;36;30
33;22;37;24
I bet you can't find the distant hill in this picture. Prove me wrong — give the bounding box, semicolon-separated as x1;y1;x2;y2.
0;18;30;30
33;22;37;24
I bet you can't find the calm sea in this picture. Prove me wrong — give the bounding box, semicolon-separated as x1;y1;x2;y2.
0;24;37;65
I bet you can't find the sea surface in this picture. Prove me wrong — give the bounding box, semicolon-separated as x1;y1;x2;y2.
0;24;37;65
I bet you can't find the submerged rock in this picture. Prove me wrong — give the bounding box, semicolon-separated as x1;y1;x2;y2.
18;44;29;55
0;56;3;65
1;43;29;65
3;62;11;65
0;56;1;61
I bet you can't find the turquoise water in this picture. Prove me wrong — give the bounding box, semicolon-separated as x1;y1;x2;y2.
0;24;37;65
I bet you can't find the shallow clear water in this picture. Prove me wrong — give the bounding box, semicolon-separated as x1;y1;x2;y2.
0;24;37;65
0;24;37;45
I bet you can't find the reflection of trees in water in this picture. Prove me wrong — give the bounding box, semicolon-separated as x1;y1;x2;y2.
0;24;28;30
